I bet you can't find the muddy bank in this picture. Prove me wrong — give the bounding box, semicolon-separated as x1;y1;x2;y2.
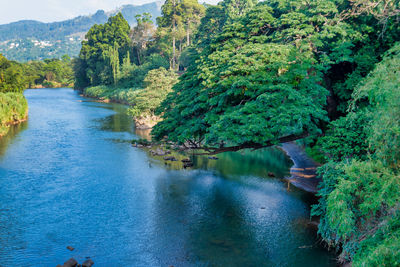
280;142;320;194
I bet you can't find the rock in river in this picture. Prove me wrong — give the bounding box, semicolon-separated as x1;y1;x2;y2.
82;259;94;267
63;258;78;267
164;156;177;161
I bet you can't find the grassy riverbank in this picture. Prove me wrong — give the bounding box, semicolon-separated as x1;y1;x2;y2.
83;68;178;129
83;85;139;106
0;92;28;137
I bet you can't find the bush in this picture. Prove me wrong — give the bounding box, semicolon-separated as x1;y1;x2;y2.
313;160;400;263
0;92;28;136
84;86;139;106
127;67;178;119
117;54;170;88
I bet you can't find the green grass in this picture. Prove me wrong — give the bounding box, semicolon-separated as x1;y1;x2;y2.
0;92;28;137
84;85;140;106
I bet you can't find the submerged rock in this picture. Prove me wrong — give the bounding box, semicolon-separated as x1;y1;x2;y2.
82;259;94;267
63;258;78;267
164;156;177;161
268;172;276;177
183;162;194;168
150;148;169;156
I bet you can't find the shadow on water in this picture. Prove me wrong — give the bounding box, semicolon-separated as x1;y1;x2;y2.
0;121;28;157
0;89;336;266
92;104;136;134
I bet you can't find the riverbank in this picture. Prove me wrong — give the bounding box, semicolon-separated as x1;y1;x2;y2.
30;83;73;89
0;92;28;138
82;86;161;129
82;85;138;106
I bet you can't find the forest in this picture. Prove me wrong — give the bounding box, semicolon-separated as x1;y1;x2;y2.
1;0;399;265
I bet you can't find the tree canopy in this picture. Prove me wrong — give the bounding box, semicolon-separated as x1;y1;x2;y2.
152;0;367;151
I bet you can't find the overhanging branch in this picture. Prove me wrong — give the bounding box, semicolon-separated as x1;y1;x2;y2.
190;132;309;155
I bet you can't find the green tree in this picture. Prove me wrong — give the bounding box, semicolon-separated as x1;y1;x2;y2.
312;42;400;266
180;0;205;46
128;67;178;119
157;0;185;70
76;13;131;88
153;0;355;152
130;13;156;65
0;54;26;93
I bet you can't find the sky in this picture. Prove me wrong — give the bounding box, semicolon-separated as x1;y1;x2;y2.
0;0;219;25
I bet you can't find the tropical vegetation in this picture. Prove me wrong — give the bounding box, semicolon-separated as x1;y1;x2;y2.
2;0;395;265
0;54;29;136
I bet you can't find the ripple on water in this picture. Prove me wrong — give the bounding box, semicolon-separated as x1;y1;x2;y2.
0;88;336;266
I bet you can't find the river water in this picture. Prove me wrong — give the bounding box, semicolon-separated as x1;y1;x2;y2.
0;88;335;266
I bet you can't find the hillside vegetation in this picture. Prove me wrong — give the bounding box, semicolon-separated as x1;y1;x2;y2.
0;2;162;61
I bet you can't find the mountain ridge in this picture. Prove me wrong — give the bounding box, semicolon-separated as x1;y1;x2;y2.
0;2;162;61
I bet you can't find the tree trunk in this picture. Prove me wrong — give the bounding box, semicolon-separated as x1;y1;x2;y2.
187;27;190;46
172;0;176;71
172;35;176;70
136;47;141;65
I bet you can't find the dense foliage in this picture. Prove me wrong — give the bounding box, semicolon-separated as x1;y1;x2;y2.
74;2;205;121
127;67;178;120
0;54;26;93
156;0;205;70
153;0;359;147
1;53;74;91
312;42;400;265
148;0;400;265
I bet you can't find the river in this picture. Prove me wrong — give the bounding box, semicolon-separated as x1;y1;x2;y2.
0;88;335;266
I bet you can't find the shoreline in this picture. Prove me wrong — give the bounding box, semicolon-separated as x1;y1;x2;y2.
80;90;157;129
0;116;28;139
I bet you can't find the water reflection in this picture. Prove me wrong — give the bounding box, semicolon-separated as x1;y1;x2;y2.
0;121;28;157
0;88;335;266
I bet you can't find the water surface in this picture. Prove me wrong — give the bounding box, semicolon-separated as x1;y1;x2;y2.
0;88;335;266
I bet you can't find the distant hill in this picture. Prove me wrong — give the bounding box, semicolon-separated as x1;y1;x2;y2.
0;2;162;62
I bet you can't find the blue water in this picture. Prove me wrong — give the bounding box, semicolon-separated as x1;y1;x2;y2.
0;88;335;266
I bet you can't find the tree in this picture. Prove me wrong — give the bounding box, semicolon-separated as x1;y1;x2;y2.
157;0;205;70
128;67;178;119
77;13;131;88
157;0;184;70
180;0;205;46
312;42;400;266
130;13;156;65
0;54;26;93
152;0;355;153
